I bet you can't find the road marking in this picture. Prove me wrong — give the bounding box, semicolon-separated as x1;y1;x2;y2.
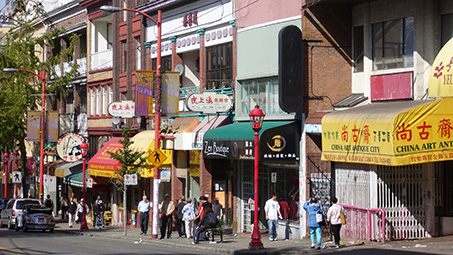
0;246;29;254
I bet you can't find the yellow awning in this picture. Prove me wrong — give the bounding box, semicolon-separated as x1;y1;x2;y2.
322;98;453;166
130;130;172;178
429;37;453;98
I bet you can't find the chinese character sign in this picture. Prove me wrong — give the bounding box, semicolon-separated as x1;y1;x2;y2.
429;37;453;98
135;71;154;117
322;98;453;166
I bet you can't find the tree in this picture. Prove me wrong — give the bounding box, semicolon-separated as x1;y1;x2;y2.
0;1;79;197
107;127;147;190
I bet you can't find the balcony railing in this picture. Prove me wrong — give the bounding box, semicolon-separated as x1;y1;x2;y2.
51;57;87;78
91;49;113;71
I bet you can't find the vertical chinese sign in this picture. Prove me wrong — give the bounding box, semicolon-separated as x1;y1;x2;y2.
162;72;180;116
135;71;154;116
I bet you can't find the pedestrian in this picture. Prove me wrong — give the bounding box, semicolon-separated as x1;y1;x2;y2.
248;196;260;226
212;197;223;220
182;198;196;239
138;195;151;235
159;194;175;239
326;197;345;249
45;195;54;210
175;197;186;238
67;197;77;228
264;192;282;241
97;196;106;228
192;202;218;244
60;194;69;219
193;195;208;241
76;198;90;224
303;197;326;249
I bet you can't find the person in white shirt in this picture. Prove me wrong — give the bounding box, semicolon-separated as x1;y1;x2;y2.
326;197;345;248
264;192;282;241
138;195;151;235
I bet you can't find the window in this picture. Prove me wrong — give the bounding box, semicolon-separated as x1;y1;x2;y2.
96;87;100;115
80;33;87;58
152;56;172;72
80;85;87;113
102;86;107;115
90;88;95;115
353;26;364;72
206;42;233;90
136;38;141;70
108;85;113;105
239;77;284;118
107;23;113;49
372;17;414;70
122;41;127;73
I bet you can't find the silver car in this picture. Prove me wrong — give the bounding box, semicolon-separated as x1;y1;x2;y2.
0;198;41;229
16;204;55;232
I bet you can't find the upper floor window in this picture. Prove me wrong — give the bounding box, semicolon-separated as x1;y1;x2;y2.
206;42;233;90
238;77;285;119
152;56;172;72
372;17;414;70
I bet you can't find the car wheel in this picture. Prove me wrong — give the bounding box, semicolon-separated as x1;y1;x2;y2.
23;226;27;232
7;219;12;229
42;229;46;232
15;223;19;231
49;228;54;233
0;219;3;228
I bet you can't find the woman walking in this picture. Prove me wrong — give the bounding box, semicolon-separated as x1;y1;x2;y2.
303;197;325;249
326;197;345;249
182;198;197;239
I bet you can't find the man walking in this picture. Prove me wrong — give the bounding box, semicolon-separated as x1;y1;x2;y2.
138;195;150;235
175;197;186;238
265;192;282;241
159;194;175;239
68;197;77;228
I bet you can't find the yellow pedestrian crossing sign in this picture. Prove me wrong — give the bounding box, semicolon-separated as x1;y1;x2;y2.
148;148;167;168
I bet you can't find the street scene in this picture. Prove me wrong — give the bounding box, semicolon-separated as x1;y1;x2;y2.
2;0;453;254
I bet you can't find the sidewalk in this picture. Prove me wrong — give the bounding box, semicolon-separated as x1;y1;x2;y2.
54;219;453;255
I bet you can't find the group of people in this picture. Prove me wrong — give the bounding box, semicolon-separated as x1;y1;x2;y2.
137;194;223;244
59;195;105;229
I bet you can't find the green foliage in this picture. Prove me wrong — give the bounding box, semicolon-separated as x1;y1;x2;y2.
107;127;147;191
0;5;79;152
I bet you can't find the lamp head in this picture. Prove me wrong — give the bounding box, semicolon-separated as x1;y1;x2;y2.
3;152;9;162
3;68;19;74
12;151;19;160
80;142;89;157
100;6;123;15
249;105;265;131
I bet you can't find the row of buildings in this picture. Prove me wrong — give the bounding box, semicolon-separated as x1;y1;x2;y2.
3;0;453;240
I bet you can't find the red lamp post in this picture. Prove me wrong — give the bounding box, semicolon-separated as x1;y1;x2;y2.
80;142;89;230
248;105;265;249
3;68;46;203
3;153;9;198
12;152;19;198
100;5;163;240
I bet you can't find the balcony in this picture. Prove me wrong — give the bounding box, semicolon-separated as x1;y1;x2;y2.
51;57;87;78
91;49;113;71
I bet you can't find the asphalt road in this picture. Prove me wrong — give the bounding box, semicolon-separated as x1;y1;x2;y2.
0;228;219;255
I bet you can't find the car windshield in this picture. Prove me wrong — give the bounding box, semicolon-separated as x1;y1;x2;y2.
16;200;40;209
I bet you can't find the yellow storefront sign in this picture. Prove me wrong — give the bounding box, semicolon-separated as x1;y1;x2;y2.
322;98;453;166
429;37;453;98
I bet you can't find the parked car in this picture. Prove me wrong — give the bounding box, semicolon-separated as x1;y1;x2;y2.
15;204;55;232
0;198;41;229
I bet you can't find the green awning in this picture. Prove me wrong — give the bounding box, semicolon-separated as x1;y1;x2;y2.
64;170;89;188
203;121;293;140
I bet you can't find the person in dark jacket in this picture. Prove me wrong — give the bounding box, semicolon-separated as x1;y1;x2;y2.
303;197;326;249
193;202;217;244
175;197;186;238
68;197;77;228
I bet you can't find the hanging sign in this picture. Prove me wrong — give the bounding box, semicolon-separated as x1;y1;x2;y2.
186;92;232;113
56;133;85;162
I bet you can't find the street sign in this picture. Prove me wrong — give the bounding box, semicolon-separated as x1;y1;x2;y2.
12;172;21;184
148;148;167;168
43;174;56;186
86;176;93;188
124;174;138;186
130;174;138;185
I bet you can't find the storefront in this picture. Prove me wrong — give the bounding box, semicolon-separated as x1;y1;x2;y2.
204;121;300;233
322;98;453;239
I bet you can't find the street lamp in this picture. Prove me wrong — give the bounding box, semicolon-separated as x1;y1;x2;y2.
80;142;89;230
3;68;46;203
248;105;265;249
3;152;9;198
12;151;19;198
100;5;163;240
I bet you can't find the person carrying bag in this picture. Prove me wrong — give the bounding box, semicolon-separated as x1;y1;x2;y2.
303;197;325;249
327;197;346;249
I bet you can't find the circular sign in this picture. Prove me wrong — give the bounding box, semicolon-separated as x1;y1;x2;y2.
56;133;85;162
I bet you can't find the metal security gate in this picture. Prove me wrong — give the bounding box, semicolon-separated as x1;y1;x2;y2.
376;164;429;239
308;154;331;212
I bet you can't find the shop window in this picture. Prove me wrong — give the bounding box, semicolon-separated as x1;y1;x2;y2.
353;26;364;72
372;17;414;70
206;43;233;90
238;77;285;118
